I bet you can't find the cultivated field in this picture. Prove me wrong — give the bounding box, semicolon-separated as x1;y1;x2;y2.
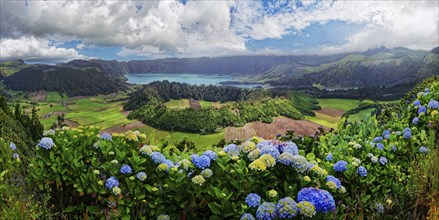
224;123;256;142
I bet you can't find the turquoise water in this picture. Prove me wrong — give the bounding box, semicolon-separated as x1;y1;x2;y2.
126;73;263;88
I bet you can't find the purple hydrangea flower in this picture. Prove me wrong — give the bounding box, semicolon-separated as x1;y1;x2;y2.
376;143;384;150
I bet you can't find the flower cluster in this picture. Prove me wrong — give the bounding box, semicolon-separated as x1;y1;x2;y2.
100;132;112;141
190;154;211;169
120;164;132;174
256;202;277;220
245;193;261;207
37;137;55;150
105;176;119;190
276;197;298;218
326;175;342;189
297;187;335;213
334;160;348;172
136;172;147;181
150;152;166;164
357;166;367;177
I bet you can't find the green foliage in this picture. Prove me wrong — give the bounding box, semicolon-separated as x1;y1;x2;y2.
3;65;126;96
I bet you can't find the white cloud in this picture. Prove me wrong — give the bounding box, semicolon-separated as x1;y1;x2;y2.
0;0;437;61
0;36;85;62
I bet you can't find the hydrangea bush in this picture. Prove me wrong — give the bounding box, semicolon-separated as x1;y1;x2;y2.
26;79;438;219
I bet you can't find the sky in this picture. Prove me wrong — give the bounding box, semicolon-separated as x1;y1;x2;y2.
0;0;438;63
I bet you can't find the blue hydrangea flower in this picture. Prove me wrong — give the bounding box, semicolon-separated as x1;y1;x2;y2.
12;153;19;159
9;142;16;151
379;156;388;165
100;132;112;141
326;175;341;189
297;187;336;213
164;160;174;169
425;88;430;93
372;137;383;143
412;117;419;125
276;197;298;218
37;137;55;150
260;145;280;159
245;193;261;208
391;145;397;151
240;213;255;220
403;127;411;133
291;155;310;173
223;144;240;156
418;105;427;115
105;176;119;190
375;203;384;214
282;142;299;155
376;143;384;150
382;130;391;137
334;160;348;172
428;99;439;109
278;152;294;165
326;153;333;161
419;146;430;153
136;172;147;181
256;202;277;220
202;150;217;161
190;154;211;169
403;131;412;139
357;166;367;177
223;144;239;152
120;164;132;174
413;100;421;106
150;152;166;164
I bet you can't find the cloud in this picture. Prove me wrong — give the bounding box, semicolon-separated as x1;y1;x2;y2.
0;36;85;62
0;0;437;61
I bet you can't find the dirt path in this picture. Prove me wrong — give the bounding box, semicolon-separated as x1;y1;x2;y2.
315;108;346;117
251;117;323;139
64;119;79;128
190;99;201;109
31;91;48;102
101;121;145;134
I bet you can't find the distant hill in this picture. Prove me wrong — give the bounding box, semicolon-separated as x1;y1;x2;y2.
2;65;126;96
0;59;28;77
266;47;439;88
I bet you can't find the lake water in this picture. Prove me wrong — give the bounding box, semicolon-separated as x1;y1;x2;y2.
126;73;263;88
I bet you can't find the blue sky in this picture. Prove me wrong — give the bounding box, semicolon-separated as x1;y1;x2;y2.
0;0;437;62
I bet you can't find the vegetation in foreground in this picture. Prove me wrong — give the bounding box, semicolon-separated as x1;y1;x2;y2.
0;77;438;219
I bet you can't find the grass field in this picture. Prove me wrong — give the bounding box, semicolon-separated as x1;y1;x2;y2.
165;99;190;109
65;98;135;129
316;98;362;111
348;109;375;121
199;100;213;109
45;92;66;102
139;125;224;149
